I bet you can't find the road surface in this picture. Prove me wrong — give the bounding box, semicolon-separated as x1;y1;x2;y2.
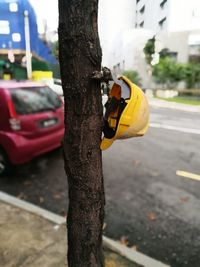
0;105;199;267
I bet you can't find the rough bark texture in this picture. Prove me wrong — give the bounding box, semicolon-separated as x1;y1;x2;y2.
58;1;105;267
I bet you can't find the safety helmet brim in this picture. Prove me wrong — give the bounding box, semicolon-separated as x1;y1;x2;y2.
100;137;114;150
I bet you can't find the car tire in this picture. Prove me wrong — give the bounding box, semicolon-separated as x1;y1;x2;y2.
0;148;11;176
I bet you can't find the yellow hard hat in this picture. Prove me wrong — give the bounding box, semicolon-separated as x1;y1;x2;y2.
101;76;149;150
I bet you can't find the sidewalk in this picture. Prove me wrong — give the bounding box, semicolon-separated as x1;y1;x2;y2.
0;191;170;267
148;97;200;113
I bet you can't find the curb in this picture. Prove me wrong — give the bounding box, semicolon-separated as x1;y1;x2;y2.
0;191;170;267
0;191;66;225
103;236;170;267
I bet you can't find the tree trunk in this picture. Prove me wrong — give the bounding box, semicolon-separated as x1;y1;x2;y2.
58;1;105;267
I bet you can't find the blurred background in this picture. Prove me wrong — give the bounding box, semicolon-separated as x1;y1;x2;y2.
0;1;200;267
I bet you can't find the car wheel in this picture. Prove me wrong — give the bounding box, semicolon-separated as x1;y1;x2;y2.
0;149;11;176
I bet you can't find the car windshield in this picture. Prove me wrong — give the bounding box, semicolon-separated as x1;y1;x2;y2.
11;86;62;115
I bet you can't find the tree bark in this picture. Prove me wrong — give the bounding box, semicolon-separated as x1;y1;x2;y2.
58;1;105;267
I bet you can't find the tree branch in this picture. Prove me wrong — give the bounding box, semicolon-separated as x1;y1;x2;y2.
92;67;113;83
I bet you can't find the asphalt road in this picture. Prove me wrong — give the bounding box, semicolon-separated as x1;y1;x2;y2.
0;106;200;267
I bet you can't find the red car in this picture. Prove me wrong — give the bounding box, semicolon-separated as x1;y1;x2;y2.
0;80;64;175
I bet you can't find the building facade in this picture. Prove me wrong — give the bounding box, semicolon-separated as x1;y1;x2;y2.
100;0;200;88
0;0;56;64
135;0;169;32
135;0;200;33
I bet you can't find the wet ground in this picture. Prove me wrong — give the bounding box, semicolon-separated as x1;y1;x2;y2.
0;107;200;267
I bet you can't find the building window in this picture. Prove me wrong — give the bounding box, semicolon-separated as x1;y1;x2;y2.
0;20;10;34
12;33;21;42
159;17;167;29
139;21;144;28
192;9;200;18
9;3;18;12
160;0;167;9
122;60;125;71
140;5;145;14
117;63;120;71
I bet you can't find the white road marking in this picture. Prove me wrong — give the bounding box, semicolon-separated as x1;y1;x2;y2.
176;170;200;181
150;122;200;135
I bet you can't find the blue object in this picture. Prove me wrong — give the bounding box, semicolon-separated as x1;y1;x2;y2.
0;0;57;64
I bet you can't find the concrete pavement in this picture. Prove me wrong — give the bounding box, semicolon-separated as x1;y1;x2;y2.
0;200;67;267
0;191;169;267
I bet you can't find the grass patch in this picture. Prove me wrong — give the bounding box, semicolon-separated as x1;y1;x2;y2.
156;97;200;105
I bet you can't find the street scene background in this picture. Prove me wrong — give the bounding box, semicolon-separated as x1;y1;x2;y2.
0;0;200;267
1;102;200;267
